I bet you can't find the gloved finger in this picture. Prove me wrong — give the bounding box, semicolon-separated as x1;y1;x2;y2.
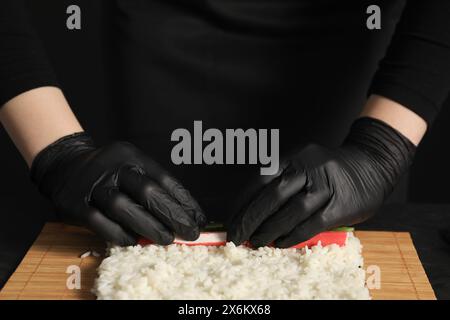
227;164;307;245
249;190;328;247
84;207;136;246
274;208;328;248
227;159;290;228
92;182;174;245
159;174;207;227
140;157;207;227
118;166;200;241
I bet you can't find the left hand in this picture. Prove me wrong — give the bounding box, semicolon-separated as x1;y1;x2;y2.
227;117;416;248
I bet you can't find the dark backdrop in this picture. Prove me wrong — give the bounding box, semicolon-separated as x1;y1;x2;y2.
0;0;449;223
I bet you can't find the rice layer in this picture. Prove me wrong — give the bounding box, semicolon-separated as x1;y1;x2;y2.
93;234;370;300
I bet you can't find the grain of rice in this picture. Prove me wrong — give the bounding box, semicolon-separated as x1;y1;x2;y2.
80;251;91;259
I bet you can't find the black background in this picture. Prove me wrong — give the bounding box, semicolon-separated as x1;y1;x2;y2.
0;0;449;296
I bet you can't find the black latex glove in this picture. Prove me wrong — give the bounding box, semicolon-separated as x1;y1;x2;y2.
227;117;416;248
31;133;206;246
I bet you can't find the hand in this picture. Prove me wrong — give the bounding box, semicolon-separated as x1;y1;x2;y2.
227;117;415;248
31;133;206;246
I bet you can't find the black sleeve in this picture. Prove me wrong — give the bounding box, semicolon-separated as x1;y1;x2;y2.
369;0;450;125
0;0;58;108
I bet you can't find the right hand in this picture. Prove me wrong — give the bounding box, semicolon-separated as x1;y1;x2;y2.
31;132;206;246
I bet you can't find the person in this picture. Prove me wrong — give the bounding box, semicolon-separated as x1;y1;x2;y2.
0;1;448;248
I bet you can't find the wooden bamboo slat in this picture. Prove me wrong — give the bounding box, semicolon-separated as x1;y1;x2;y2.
0;223;436;300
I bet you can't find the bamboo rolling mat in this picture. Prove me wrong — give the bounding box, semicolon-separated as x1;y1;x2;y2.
0;223;436;300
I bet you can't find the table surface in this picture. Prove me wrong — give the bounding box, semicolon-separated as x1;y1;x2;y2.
0;223;436;300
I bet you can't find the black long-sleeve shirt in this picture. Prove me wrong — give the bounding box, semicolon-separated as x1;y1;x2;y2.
369;1;450;124
0;1;57;107
1;1;450;126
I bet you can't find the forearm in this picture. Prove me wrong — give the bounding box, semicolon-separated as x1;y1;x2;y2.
0;87;84;167
360;94;427;146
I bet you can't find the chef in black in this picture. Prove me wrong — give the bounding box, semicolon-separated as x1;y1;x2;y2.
0;1;449;247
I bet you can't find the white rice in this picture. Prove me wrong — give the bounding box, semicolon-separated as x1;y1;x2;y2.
93;234;370;300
